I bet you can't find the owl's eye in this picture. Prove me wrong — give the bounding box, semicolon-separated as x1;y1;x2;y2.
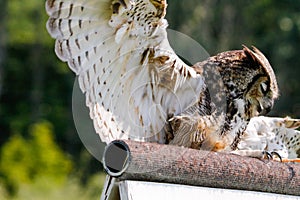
260;82;268;94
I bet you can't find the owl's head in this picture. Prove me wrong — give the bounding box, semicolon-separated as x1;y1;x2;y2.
195;46;278;121
212;46;279;121
241;46;279;119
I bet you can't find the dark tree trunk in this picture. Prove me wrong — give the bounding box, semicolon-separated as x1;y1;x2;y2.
0;0;7;97
30;8;44;121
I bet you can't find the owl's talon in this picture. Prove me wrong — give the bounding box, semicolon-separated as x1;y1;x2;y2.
262;151;283;162
270;151;282;162
262;151;273;160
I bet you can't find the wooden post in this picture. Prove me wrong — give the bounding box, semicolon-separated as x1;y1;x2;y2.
103;140;300;196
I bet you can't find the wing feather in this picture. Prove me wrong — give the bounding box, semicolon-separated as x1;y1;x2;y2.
46;0;204;144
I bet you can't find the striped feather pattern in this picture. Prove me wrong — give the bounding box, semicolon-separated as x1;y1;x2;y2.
46;0;205;144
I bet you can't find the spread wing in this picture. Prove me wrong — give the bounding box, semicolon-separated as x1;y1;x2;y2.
46;0;204;144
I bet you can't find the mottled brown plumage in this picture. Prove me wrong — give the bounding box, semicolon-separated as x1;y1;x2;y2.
169;46;278;153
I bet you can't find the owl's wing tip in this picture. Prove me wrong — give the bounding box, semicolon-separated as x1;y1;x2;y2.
45;0;54;14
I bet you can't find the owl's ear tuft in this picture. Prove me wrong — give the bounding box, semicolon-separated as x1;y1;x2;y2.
242;45;258;65
242;45;269;68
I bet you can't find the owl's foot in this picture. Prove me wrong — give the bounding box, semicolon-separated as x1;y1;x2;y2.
262;151;282;162
261;151;300;163
231;150;283;162
261;151;300;162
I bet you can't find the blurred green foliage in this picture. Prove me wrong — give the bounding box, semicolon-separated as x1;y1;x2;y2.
0;121;104;199
0;0;300;199
1;173;104;200
7;0;50;45
0;121;72;192
9;174;105;200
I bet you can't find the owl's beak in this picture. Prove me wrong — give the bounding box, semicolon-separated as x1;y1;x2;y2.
259;100;273;115
260;106;271;116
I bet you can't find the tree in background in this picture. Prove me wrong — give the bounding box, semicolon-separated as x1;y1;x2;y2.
0;0;299;198
0;121;72;194
0;0;7;97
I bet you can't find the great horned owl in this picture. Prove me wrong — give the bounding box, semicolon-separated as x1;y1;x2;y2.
169;47;279;152
46;0;278;154
235;116;300;162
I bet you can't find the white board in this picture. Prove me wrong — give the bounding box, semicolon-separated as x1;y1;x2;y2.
118;180;299;200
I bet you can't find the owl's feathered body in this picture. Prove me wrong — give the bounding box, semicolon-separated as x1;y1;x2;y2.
169;48;278;152
46;0;279;155
236;116;300;161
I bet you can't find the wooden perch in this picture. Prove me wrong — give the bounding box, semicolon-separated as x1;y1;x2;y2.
103;140;300;196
